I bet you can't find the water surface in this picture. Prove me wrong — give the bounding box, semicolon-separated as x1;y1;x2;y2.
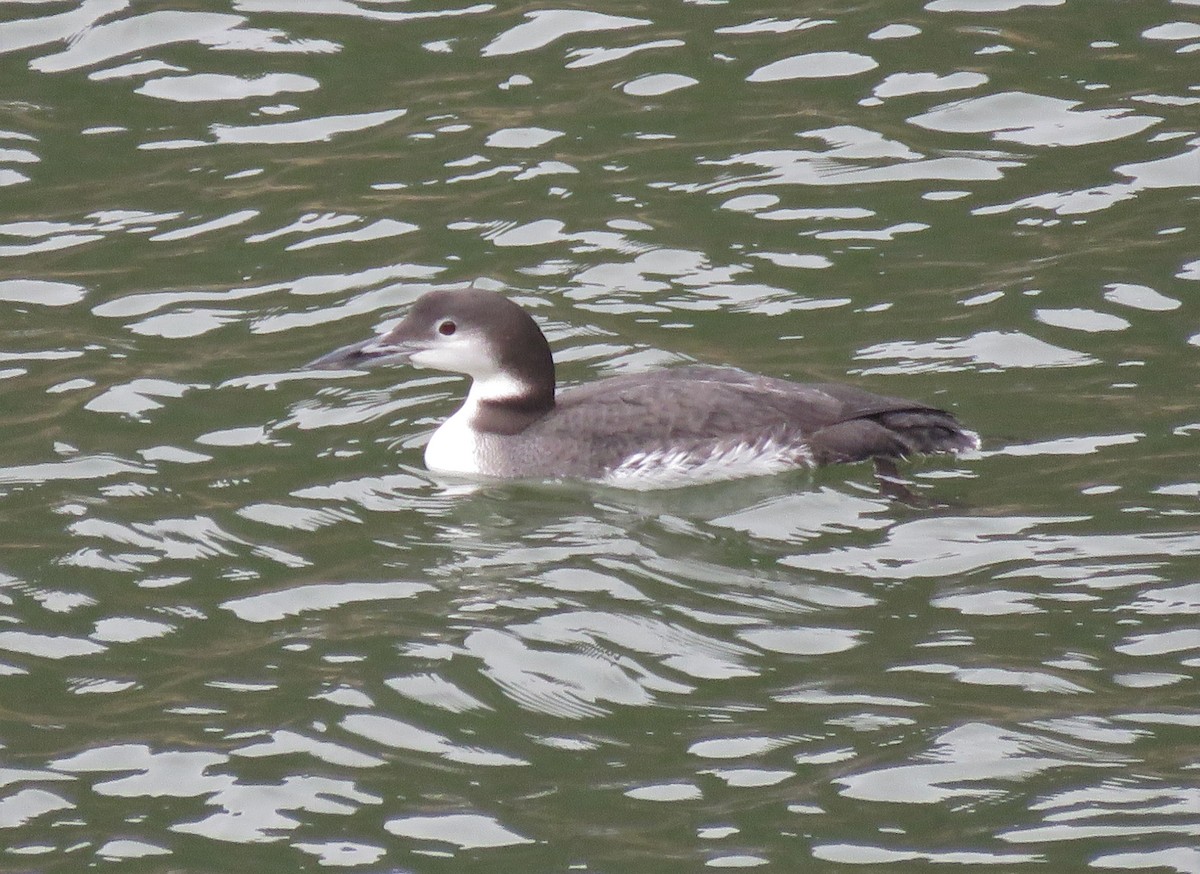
2;1;1198;871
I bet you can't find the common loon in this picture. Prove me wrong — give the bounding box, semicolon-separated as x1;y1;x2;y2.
307;288;979;486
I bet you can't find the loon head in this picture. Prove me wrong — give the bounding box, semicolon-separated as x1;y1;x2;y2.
307;288;556;409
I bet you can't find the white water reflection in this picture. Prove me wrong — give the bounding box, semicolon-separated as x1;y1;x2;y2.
1117;135;1200;188
855;330;1096;372
698;126;1018;195
872;71;988;99
30;11;334;74
1103;283;1181;312
136;72;319;102
0;631;106;659
975;134;1200;218
837;722;1122;804
461;627;683;718
784;515;1200;579
621;73;698;97
566;39;684;69
482;10;648;57
747;52;878;82
148;210;260;242
0;455;152;485
927;0;1063;13
384;813;533;850
485;126;564;149
0;279;86;306
223;581;433;622
910;91;1159;147
1034;307;1131;332
341;714;526;767
143;108;408;148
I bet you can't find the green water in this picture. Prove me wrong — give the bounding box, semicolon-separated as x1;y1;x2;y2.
1;1;1198;871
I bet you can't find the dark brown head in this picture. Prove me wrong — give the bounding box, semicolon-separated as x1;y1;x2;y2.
307;288;556;410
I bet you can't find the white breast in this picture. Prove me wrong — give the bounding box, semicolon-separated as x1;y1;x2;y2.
423;404;483;475
421;375;524;476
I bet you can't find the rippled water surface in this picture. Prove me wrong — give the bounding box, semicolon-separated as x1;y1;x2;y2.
2;1;1199;870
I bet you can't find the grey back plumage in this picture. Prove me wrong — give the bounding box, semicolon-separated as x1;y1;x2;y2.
474;365;975;479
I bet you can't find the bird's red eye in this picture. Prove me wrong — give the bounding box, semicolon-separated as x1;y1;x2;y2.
438;320;456;336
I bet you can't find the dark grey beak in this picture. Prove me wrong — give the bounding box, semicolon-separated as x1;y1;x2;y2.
305;337;419;370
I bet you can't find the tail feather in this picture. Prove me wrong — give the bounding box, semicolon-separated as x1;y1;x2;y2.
874;410;980;456
808;410;978;464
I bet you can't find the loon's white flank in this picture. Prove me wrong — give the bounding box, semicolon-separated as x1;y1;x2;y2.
605;437;813;488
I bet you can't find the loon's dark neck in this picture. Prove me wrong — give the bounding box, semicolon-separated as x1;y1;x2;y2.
471;388;555;435
467;297;557;435
492;310;556;407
